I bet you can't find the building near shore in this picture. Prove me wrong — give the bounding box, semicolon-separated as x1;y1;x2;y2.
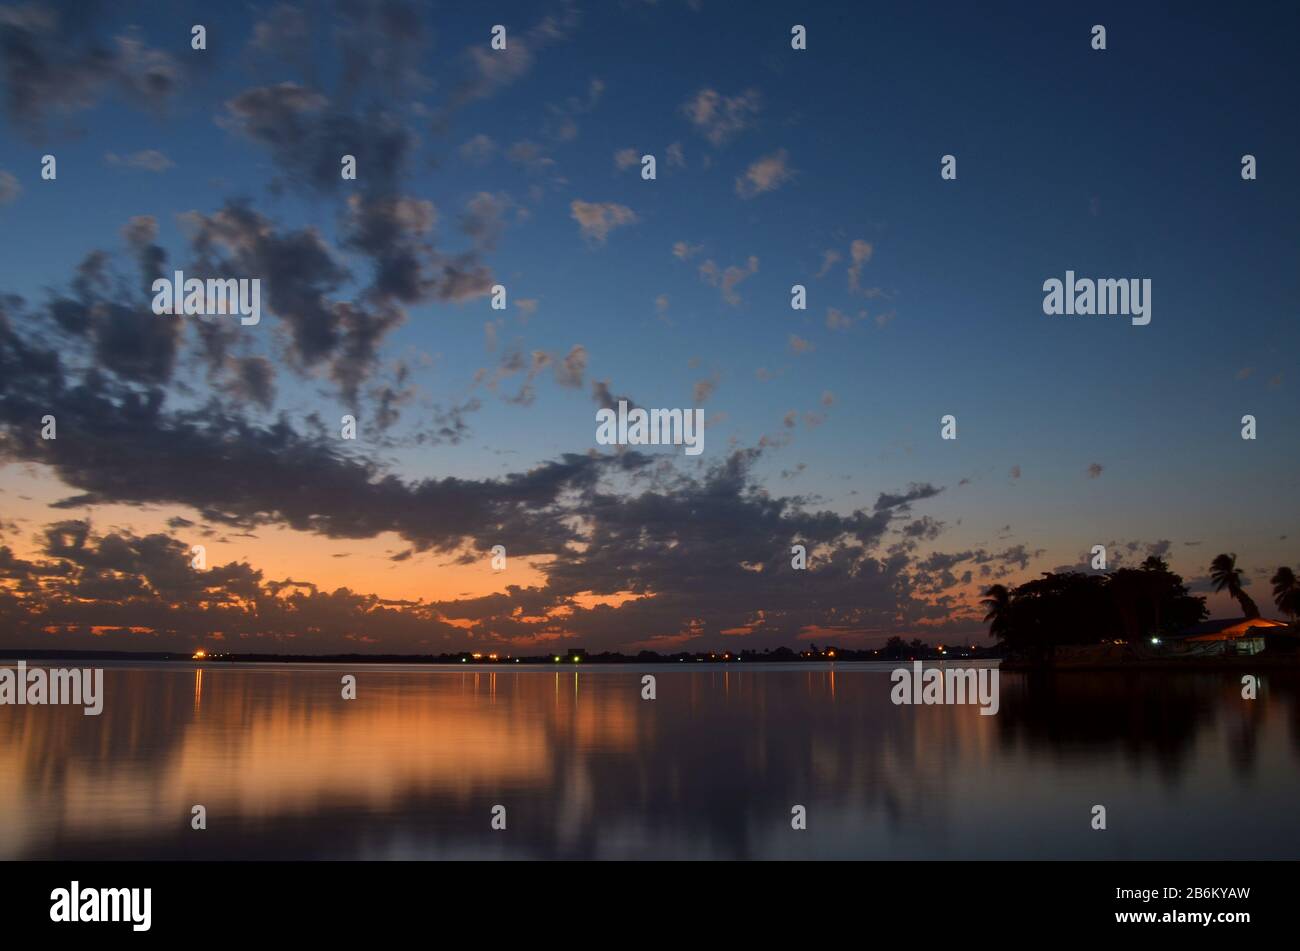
1170;617;1290;656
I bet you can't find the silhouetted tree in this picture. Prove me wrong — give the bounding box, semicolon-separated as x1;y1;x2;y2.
981;584;1012;641
1271;566;1300;622
1211;553;1260;618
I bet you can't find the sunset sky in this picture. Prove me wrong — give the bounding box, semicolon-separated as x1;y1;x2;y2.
1;0;1297;654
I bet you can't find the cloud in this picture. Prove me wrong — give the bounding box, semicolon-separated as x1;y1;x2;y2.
342;191;491;304
570;200;637;246
541;77;603;143
875;483;944;512
459;134;497;164
847;239;873;293
104;149;172;172
902;516;945;540
735;149;792;198
814;249;841;278
0;284;979;654
826;307;866;331
460;191;512;251
0;8;186;133
555;344;587;388
681;87;761;146
219;82;413;196
698;256;758;306
444;9;578;112
0;169;20;204
614;147;639;170
693;375;719;403
788;334;814;355
591;379;636;412
505;139;561;180
29;226;180;387
180;197;481;407
0;443;959;653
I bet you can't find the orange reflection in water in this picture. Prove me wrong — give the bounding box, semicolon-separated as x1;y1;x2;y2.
0;664;642;856
3;663;1297;860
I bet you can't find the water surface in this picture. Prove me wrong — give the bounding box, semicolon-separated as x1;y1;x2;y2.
1;661;1297;859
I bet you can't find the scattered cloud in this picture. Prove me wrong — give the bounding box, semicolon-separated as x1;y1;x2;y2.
814;249;841;278
459;134;497;164
681;87;760;146
735;149;792;198
847;239;873;293
0;170;19;205
698;256;758;306
570;200;637;246
105;149;173;172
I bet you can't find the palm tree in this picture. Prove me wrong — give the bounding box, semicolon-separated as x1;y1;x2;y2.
1210;553;1260;619
1271;566;1300;622
981;584;1012;641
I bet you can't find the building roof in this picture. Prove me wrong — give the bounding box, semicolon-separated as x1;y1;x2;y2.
1175;617;1289;641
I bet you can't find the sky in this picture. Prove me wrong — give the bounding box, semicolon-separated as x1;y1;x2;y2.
0;0;1297;654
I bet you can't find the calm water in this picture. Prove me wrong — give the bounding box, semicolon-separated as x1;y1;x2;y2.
2;661;1298;860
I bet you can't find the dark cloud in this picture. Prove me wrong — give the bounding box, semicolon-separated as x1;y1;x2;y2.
874;483;943;512
219;82;414;196
0;522;472;652
181;200;418;407
0;301;971;651
34;232;181;386
0;5;184;134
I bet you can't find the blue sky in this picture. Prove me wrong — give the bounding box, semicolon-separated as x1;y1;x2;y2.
0;0;1297;652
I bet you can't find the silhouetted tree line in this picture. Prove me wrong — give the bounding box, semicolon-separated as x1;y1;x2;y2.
981;556;1207;661
1214;552;1300;623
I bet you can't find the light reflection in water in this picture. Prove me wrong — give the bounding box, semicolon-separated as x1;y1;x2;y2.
0;661;1298;859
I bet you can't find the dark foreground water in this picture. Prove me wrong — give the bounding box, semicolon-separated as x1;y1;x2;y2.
2;661;1298;859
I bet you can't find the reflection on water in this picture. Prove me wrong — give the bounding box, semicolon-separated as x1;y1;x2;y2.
1;661;1298;859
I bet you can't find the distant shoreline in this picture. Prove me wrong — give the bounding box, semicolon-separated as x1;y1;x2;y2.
9;649;1291;671
0;647;998;665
